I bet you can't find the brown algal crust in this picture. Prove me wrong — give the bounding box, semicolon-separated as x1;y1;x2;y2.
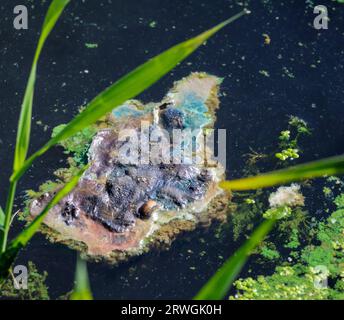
36;191;232;265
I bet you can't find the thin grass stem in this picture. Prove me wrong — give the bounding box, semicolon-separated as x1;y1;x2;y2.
0;181;17;253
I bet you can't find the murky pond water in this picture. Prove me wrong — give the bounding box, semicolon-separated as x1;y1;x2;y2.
0;0;343;299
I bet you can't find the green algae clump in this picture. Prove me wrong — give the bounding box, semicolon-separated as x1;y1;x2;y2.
230;193;344;300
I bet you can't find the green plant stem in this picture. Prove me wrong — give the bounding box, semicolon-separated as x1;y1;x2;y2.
0;181;17;253
70;254;93;300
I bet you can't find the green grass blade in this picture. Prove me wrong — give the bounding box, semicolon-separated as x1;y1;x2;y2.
0;206;4;230
11;9;250;182
13;0;70;171
220;154;344;191
0;165;88;278
194;218;276;300
14;70;34;171
70;254;93;300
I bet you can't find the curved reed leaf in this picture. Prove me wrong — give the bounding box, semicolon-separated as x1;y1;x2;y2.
0;165;88;278
13;0;70;171
194;218;276;300
70;255;93;300
11;9;250;182
220;155;344;191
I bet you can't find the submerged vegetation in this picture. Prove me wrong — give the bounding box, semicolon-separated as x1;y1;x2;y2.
231;192;344;300
0;262;49;300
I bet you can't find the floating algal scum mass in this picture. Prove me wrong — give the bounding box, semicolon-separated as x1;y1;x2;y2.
28;73;231;263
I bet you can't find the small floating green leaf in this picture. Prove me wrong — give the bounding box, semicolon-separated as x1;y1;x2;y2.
85;43;98;49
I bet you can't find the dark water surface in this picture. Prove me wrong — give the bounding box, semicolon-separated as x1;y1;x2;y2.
0;0;343;299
